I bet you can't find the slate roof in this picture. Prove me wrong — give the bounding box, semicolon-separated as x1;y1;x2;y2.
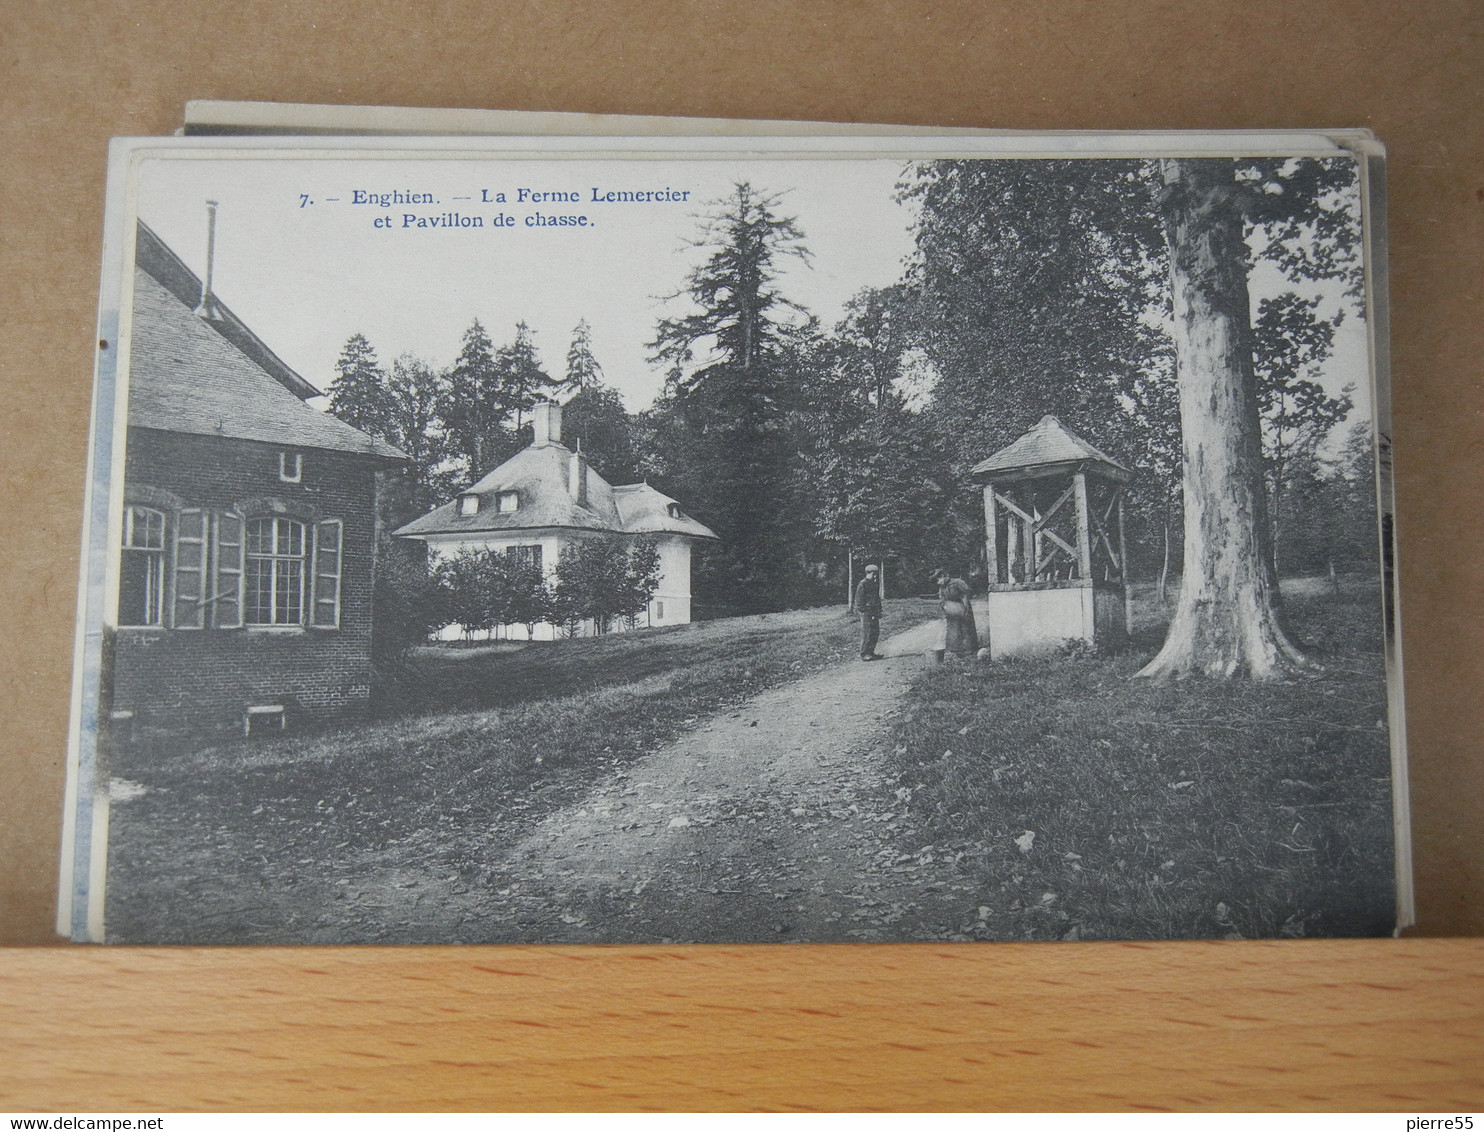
135;222;321;402
128;226;406;462
970;414;1131;482
395;438;719;541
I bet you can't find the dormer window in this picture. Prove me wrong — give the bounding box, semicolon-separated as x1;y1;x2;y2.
457;494;480;517
278;452;302;483
496;491;520;514
666;502;682;519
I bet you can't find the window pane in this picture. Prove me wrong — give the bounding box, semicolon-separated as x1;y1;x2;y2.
143;509;164;548
242;518;308;624
275;559;302;624
247;519;271;555
245;557;272;623
120;509;166;626
119;549;160;626
124;506;166;550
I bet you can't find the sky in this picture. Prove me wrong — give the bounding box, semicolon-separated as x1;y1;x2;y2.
134;151;1372;424
137;156;918;412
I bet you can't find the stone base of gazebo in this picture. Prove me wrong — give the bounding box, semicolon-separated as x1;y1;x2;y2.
983;581;1129;659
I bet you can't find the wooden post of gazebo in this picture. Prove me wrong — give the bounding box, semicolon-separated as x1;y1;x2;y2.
971;415;1135;659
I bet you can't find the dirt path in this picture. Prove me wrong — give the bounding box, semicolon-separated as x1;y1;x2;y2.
418;618;985;943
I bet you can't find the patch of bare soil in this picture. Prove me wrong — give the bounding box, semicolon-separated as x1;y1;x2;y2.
308;620;979;937
370;625;989;943
105;616;999;944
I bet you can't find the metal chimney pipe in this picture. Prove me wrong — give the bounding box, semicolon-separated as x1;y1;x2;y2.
193;199;222;320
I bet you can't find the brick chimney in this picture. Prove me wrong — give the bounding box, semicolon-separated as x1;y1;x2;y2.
193;200;224;322
531;401;562;447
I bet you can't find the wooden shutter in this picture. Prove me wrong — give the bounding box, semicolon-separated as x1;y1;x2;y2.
214;511;244;628
172;508;206;629
310;519;343;629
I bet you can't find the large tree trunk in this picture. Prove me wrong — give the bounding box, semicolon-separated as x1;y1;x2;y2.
1137;159;1313;681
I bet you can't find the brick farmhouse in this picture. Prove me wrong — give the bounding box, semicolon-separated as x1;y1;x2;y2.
110;222;406;733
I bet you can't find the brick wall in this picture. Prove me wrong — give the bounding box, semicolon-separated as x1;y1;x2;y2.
111;427;384;732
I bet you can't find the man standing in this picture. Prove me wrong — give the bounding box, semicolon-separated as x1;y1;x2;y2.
855;563;883;661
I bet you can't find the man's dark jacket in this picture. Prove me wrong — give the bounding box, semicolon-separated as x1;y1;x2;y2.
854;576;882;615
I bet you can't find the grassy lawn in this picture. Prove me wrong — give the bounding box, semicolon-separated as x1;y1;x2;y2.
106;600;936;939
883;576;1397;941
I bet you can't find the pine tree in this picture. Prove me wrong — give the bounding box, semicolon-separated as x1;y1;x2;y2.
439;320;508;480
563;318;604;392
562;383;639;482
495;321;554;436
646;183;817;611
327;333;396;438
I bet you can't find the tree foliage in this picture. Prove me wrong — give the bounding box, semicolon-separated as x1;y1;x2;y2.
643;183;822;612
1253;292;1352;570
562;382;639;483
495;320;555;434
551;537;662;635
438;320;509;480
327;333;397;438
563;318;604;393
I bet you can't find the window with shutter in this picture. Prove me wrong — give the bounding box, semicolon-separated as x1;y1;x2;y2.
171;508;207;629
311;519;343;629
214;512;245;628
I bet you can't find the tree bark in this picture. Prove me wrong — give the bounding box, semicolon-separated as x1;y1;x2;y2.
1137;159;1314;681
1158;501;1171;606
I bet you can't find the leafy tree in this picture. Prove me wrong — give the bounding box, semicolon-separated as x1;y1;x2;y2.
901;159;1179;580
1136;158;1313;681
1252;293;1351;573
327;333;397;438
620;537;663;629
551;537;662;635
433;548;500;640
372;540;446;663
902;159;1171;471
1281;421;1379;580
801;287;950;594
490;553;553;638
563;318;604;393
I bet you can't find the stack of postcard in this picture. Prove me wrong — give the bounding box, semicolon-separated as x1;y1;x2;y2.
59;104;1408;945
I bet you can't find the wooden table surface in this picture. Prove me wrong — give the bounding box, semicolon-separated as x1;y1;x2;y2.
4;1;1484;1114
4;940;1482;1111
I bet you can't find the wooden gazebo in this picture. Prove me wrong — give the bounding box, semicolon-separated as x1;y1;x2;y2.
970;415;1134;658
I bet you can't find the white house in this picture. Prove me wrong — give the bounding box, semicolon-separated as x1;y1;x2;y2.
394;401;719;639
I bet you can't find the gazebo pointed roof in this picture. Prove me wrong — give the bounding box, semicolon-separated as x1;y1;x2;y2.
970;414;1132;483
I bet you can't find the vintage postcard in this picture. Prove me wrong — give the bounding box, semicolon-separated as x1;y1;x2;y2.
60;131;1407;944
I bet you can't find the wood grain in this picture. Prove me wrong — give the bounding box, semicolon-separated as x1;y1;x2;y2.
3;0;1484;1113
3;941;1482;1110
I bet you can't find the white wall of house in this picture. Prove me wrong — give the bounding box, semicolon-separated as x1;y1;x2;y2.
423;530;697;642
647;536;692;628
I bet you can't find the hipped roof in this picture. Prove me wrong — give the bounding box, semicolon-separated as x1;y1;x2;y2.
394;438;719;541
128;223;406;462
970;414;1132;483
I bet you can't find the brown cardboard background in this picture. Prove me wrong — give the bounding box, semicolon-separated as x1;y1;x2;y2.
1;0;1480;947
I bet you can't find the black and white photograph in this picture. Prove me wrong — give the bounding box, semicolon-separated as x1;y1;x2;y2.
63;133;1405;945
